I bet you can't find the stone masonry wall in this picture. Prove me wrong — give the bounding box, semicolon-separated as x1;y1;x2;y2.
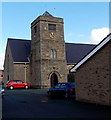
67;64;75;73
31;15;67;88
75;41;111;106
41;60;67;88
14;63;30;84
4;43;14;84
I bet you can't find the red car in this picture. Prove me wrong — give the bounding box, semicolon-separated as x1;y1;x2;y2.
6;80;31;90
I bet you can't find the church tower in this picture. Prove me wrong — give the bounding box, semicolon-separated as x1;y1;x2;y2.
30;11;67;88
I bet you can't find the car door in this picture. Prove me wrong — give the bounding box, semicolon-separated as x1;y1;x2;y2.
16;81;24;88
60;83;67;96
53;83;61;95
11;81;18;88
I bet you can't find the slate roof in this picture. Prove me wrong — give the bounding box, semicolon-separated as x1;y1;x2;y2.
8;38;31;62
7;38;96;64
65;43;95;64
71;33;111;72
42;11;53;17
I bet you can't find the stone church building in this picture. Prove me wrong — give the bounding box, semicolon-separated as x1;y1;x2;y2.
4;12;95;88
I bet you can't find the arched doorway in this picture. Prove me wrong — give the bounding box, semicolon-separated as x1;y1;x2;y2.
50;73;58;87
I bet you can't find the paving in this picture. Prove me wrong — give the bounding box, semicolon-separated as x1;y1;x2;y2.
2;89;111;120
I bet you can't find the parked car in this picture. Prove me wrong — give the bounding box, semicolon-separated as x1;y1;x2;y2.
6;80;31;90
47;82;75;98
0;87;5;96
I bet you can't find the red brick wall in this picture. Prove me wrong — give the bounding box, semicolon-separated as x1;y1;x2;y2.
0;70;4;82
75;41;111;106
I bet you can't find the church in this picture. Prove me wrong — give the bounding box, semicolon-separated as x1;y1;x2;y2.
4;12;95;88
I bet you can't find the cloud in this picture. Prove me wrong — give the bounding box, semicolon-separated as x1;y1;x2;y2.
90;27;111;44
0;53;5;70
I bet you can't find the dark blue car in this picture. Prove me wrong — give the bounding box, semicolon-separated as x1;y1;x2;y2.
47;82;75;98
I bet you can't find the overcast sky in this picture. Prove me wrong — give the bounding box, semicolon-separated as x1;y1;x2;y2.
0;1;110;69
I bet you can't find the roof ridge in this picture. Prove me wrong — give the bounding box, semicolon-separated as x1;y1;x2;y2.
7;38;96;45
65;42;96;46
8;38;31;41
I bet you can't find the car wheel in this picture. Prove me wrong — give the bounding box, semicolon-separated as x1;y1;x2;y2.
25;85;29;89
9;86;14;90
64;93;69;98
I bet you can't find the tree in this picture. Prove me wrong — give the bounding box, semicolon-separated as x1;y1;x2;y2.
67;73;75;82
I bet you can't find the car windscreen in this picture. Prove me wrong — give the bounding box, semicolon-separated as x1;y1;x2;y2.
7;81;10;83
69;83;75;88
54;84;61;88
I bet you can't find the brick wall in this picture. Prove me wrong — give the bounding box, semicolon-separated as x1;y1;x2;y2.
0;70;4;82
75;41;111;106
109;42;111;105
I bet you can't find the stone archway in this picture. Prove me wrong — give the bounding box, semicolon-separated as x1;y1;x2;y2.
50;73;58;88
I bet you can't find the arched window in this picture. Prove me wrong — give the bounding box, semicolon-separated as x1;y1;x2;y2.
50;49;57;59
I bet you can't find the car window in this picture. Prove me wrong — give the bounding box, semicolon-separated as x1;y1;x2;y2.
61;84;66;88
12;81;17;83
54;84;61;88
16;81;23;83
